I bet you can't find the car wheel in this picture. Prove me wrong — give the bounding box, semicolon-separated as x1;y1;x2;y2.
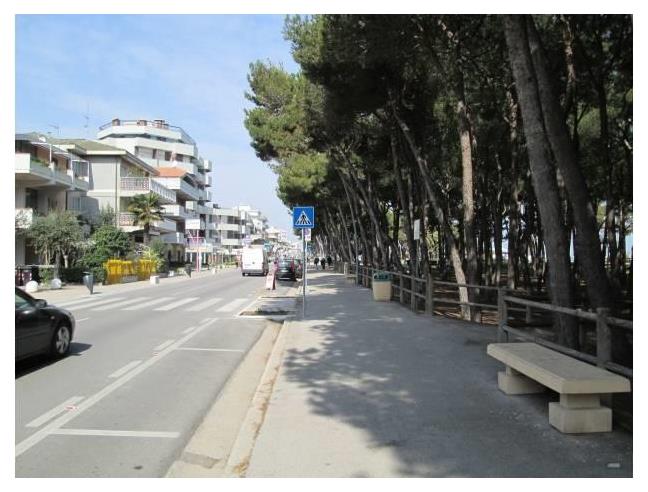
50;323;72;358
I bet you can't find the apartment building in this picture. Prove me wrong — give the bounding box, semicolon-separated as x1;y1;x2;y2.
15;133;91;265
96;118;214;265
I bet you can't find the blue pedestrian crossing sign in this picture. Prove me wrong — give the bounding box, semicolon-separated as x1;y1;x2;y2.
293;206;315;229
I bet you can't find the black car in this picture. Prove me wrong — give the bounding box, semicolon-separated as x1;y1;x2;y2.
276;259;297;281
15;287;75;361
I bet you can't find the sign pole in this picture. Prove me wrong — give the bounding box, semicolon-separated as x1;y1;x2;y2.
302;228;306;318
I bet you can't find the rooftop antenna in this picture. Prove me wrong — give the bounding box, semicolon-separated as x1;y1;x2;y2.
83;102;90;138
48;124;60;137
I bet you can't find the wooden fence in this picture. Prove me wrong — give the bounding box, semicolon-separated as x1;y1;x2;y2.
337;262;632;379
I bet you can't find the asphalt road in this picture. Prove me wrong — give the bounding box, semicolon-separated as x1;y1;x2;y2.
15;269;274;477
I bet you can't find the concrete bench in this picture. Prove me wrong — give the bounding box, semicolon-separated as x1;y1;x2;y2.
487;342;631;433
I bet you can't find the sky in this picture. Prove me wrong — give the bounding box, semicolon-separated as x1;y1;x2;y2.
15;14;301;238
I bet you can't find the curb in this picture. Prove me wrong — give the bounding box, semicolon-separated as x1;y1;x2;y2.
165;319;288;477
222;319;290;477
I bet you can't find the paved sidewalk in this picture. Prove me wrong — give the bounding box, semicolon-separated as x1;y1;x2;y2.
242;271;632;477
18;267;238;304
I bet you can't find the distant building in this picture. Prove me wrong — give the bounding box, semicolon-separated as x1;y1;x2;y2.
96;118;214;266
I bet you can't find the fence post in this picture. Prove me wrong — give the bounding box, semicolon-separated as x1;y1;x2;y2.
525;305;532;324
497;288;508;342
426;273;434;316
596;307;612;368
400;274;405;305
411;276;417;312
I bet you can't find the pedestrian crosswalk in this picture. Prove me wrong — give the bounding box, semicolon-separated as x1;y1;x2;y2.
55;295;252;314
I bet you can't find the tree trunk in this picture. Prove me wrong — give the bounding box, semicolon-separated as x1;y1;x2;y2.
391;104;471;319
525;16;613;312
391;132;417;268
503;15;577;348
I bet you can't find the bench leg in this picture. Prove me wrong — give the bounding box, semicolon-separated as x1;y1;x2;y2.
497;366;545;395
549;394;612;433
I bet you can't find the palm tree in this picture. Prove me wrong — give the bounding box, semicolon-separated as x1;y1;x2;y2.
127;193;164;245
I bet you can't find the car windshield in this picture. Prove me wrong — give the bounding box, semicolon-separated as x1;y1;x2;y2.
15;290;33;310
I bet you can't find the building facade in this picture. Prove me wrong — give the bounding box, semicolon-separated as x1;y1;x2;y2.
15;133;91;265
96;118;214;266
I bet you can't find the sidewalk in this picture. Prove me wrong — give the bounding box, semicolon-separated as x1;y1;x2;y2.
238;271;632;477
20;267;236;305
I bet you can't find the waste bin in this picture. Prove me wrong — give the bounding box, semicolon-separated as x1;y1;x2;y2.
83;272;94;294
372;272;392;301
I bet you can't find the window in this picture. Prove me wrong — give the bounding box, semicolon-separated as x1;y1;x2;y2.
165;151;172;161
15;291;32;310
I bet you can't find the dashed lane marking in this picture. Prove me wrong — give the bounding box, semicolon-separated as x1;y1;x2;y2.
49;429;180;439
15;318;218;457
25;397;85;428
108;361;143;379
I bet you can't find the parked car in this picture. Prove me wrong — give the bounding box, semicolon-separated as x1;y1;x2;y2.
15;287;75;361
276;259;297;281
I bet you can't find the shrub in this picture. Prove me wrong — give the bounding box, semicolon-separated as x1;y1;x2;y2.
59;266;86;283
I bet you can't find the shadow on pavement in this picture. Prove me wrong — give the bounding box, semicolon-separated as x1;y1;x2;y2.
277;272;632;477
15;342;93;379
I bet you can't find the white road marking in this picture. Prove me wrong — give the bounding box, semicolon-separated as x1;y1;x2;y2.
57;297;127;310
123;297;173;310
55;296;124;308
76;318;89;322
216;298;249;313
108;360;142;379
91;297;150;311
15;318;218;457
175;348;244;352
49;429;179;438
185;297;223;311
25;397;85;428
182;326;197;335
153;297;199;311
153;340;175;352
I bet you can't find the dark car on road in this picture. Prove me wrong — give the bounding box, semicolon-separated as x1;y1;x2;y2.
276;259;297;281
15;287;75;361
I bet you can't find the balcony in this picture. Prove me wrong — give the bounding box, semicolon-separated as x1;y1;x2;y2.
15;154;90;191
120;177;176;204
162;204;197;221
221;238;242;247
216;223;241;232
160;232;186;245
152;218;177;233
153;177;200;201
98;119;196;145
186;201;212;215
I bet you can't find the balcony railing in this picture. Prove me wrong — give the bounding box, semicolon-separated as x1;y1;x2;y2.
118;212;136;227
99;119;195;145
162;204;197;220
120;177;176;204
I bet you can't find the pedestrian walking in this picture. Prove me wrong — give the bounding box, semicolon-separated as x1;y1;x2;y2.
326;255;332;270
314;257;319;271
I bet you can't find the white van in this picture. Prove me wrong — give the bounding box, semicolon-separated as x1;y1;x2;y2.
241;247;268;276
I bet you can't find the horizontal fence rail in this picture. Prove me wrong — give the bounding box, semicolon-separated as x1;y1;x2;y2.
341;262;632;378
